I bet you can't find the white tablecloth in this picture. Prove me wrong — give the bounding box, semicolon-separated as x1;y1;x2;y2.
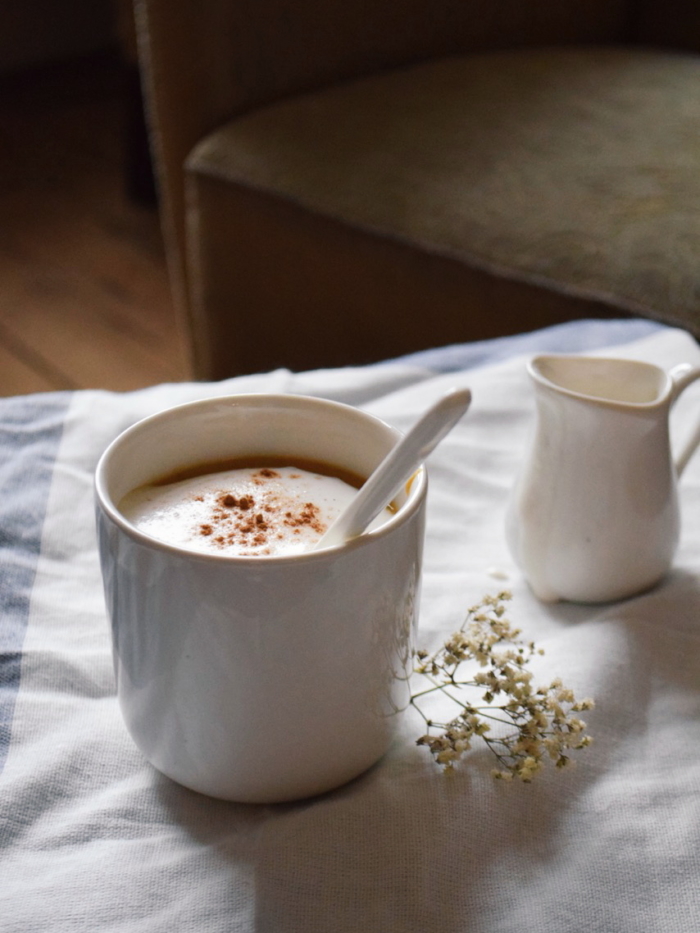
2;319;699;932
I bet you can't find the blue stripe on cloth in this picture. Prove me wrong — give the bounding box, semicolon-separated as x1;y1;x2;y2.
389;318;666;373
0;393;70;774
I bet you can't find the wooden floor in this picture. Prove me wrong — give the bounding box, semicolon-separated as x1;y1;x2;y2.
0;51;191;397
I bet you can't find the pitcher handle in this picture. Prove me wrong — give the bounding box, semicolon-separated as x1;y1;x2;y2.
670;363;700;475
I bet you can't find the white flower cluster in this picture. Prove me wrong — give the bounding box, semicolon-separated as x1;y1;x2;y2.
412;592;594;782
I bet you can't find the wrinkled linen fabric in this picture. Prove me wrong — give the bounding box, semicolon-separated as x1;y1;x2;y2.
2;318;699;933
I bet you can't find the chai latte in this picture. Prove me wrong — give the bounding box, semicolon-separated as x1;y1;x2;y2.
119;457;393;557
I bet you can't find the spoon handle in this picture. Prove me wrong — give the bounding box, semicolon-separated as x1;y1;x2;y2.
315;387;471;550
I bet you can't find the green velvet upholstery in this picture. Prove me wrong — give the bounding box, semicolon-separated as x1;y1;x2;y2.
192;47;700;329
138;1;700;377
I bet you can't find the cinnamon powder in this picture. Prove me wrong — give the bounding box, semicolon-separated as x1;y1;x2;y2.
197;470;327;554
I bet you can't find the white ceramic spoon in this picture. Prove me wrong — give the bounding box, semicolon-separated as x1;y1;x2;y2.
314;387;472;550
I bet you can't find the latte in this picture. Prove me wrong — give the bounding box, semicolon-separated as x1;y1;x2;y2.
120;460;393;557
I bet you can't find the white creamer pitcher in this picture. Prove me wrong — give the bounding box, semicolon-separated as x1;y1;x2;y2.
505;354;700;603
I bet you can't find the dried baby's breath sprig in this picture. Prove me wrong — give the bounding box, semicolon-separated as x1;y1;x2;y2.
411;591;594;782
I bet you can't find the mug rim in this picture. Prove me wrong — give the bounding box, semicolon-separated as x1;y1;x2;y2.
94;392;428;565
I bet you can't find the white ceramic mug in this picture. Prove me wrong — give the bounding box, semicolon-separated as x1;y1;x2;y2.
95;394;427;803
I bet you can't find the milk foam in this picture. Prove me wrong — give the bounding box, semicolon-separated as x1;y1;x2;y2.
119;465;392;556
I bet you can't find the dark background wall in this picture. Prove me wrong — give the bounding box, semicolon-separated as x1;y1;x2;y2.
1;0;116;72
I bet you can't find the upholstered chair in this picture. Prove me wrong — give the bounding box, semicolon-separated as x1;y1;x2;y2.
136;0;700;378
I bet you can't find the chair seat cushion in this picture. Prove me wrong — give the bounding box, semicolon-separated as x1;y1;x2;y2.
188;47;700;331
